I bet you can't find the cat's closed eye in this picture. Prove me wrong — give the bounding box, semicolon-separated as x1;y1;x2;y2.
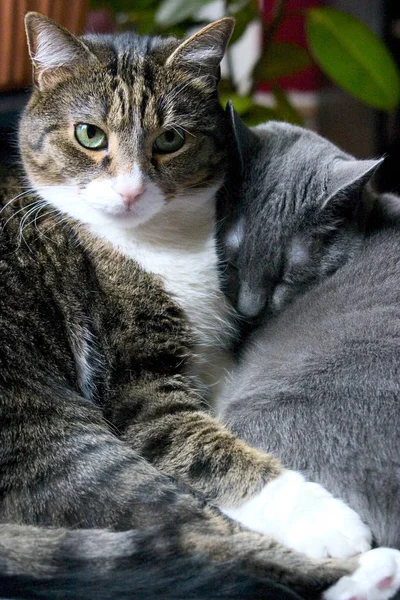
271;282;292;312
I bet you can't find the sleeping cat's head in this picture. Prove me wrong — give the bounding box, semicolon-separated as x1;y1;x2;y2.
19;13;234;229
222;106;387;319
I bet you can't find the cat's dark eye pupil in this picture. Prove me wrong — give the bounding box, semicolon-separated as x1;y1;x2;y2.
153;129;185;154
75;123;107;150
87;125;97;139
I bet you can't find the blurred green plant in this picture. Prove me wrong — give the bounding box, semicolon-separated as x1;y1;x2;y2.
90;0;400;124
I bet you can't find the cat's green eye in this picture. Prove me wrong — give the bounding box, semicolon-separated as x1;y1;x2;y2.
75;123;108;150
153;129;185;154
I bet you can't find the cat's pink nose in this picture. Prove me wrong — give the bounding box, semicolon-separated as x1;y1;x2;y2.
113;181;145;208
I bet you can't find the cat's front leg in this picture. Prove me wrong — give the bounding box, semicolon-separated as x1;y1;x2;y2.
222;470;372;559
111;378;370;559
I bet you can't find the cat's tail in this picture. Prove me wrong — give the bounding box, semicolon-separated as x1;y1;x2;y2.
0;524;303;600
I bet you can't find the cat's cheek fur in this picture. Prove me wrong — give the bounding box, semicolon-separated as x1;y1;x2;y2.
36;179;166;229
221;470;372;559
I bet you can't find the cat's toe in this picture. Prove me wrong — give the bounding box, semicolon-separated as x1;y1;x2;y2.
221;471;371;560
324;548;400;600
286;483;372;559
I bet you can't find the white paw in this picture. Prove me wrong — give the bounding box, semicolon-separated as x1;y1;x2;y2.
221;470;371;559
324;548;400;600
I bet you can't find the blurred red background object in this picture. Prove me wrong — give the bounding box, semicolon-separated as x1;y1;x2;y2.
260;0;321;92
0;0;89;92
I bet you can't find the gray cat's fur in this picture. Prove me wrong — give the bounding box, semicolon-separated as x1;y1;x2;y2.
218;107;400;548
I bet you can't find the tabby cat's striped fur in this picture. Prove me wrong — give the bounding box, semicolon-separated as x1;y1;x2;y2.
1;12;399;600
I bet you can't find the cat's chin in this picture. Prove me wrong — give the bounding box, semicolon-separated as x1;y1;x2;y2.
95;208;160;230
92;201;164;229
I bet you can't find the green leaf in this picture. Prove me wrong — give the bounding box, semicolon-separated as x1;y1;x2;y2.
219;93;279;125
90;0;156;11
253;42;311;82
155;0;215;28
272;86;303;125
220;93;254;115
228;0;259;45
125;0;157;9
306;7;400;111
124;9;159;34
242;104;279;126
154;20;205;37
218;78;237;95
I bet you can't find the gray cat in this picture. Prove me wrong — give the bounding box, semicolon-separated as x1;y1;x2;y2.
217;105;400;550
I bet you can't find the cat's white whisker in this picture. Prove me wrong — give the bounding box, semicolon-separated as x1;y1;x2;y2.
24;203;55;235
44;214;74;234
167;122;195;139
0;189;37;215
18;202;48;249
2;200;45;232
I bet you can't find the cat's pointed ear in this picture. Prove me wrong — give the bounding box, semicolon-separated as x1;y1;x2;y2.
226;100;259;172
25;12;97;89
165;18;234;78
322;158;383;209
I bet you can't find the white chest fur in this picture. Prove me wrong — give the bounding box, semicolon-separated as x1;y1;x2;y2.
89;191;236;399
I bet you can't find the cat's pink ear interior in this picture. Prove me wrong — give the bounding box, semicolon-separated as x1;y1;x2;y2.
24;12;97;89
165;17;234;74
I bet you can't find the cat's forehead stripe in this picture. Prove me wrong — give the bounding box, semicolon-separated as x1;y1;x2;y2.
28;124;62;153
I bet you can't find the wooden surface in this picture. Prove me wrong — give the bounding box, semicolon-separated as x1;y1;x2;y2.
0;0;89;92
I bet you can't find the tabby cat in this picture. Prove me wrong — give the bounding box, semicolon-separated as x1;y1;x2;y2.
218;105;400;550
0;13;399;600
